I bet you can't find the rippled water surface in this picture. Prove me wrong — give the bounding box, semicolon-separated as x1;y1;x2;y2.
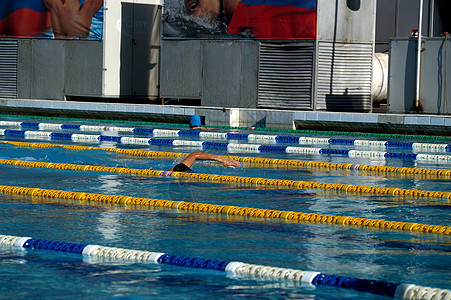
0;119;450;299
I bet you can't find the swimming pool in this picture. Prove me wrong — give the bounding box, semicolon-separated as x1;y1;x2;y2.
0;116;450;299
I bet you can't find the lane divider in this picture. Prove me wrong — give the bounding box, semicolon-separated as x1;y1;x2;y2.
0;234;449;299
1;158;450;200
1;129;451;163
2;120;451;153
1;140;450;179
1;113;450;143
0;184;450;236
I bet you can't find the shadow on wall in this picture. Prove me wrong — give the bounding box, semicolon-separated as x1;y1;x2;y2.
325;94;371;112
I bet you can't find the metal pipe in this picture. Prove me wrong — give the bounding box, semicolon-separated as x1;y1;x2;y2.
415;0;424;110
429;0;435;37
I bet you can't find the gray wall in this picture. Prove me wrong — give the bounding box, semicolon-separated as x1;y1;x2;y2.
388;37;451;114
160;40;202;99
202;41;258;108
160;39;259;108
387;38;416;113
14;3;161;101
419;38;451;114
17;39;103;100
375;0;434;52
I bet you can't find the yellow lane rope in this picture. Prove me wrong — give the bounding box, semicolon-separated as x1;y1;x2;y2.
1;140;450;178
0;184;449;235
1;158;450;200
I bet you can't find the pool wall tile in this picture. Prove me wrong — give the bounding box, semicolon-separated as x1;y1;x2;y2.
353;113;370;123
404;116;431;126
317;112;331;121
162;107;174;114
431;117;444;126
124;105;135;113
206;110;227;126
305;112;319;121
153;106;164;114
328;113;342;122
364;114;379;123
185;108;196;116
173;107;184;115
135;105;144;113
377;114;404;124
341;113;355;122
2;98;451;134
293;111;306;121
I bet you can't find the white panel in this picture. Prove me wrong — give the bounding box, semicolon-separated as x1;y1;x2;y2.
317;0;376;43
103;1;161;97
103;0;122;97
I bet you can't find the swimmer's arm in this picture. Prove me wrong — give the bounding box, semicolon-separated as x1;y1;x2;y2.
179;152;241;168
191;126;210;130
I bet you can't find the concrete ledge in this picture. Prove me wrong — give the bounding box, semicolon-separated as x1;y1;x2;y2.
1;98;451;136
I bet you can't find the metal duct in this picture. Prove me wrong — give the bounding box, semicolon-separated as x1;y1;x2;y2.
372;52;388;102
0;40;18;98
316;41;373;112
258;42;315;110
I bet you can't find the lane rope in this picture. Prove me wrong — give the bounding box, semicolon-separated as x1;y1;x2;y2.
1;140;450;178
2;120;450;153
0;234;449;299
0;184;449;236
1;158;450;200
1;129;451;163
1;113;450;142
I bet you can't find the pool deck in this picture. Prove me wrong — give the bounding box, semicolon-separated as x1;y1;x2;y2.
1;98;451;136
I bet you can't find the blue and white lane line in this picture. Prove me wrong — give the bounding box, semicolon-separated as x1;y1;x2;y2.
1;120;451;153
0;234;449;299
1;129;451;163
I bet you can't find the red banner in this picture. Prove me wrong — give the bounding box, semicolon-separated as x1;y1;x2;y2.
228;0;317;39
0;0;103;40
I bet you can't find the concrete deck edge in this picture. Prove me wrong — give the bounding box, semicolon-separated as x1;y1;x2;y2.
0;98;450;136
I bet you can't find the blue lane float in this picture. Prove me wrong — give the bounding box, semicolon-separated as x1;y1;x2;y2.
1;120;451;154
1;128;451;163
0;234;449;299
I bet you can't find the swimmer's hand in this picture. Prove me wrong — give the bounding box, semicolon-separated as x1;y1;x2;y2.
176;152;241;170
219;157;241;169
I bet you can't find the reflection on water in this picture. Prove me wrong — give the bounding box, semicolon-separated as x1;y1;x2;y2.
95;211;122;241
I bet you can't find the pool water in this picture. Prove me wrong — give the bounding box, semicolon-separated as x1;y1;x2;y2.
0;118;450;299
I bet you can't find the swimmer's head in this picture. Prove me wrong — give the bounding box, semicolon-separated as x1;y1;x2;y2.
184;0;221;20
173;163;194;173
189;114;202;128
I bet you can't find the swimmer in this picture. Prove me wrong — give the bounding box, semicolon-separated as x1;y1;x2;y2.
184;0;240;24
189;114;208;130
42;0;103;38
169;152;241;173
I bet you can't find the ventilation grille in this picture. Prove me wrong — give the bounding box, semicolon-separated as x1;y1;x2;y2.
316;42;373;112
258;42;314;110
0;40;18;98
